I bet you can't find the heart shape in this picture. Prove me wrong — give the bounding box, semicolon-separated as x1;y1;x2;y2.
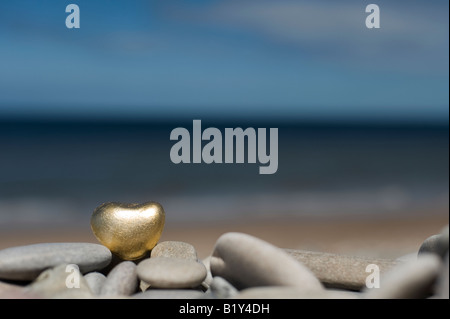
90;201;165;260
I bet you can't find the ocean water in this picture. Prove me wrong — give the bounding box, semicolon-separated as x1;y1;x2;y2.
0;119;448;229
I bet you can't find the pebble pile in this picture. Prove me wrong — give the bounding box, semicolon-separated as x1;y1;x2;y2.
0;226;448;299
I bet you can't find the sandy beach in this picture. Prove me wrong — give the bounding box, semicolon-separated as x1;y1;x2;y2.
1;212;447;261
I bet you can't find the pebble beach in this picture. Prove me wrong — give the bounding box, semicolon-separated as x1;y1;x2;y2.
0;211;448;299
0;0;448;307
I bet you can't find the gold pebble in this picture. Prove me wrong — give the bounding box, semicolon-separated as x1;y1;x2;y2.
90;201;165;260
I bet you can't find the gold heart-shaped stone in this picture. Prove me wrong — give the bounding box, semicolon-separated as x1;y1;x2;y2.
90;201;165;260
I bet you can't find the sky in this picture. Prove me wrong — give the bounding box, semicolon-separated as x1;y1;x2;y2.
0;0;448;121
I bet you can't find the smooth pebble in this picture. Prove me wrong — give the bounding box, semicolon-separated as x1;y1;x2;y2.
151;241;198;260
0;243;112;281
84;272;106;295
0;281;39;299
100;261;138;297
285;249;399;290
418;226;449;259
210;232;323;291
140;280;151;292
25;264;93;299
137;257;207;288
364;253;442;299
234;286;360;299
210;276;238;299
132;289;204;299
200;256;213;290
436;253;449;299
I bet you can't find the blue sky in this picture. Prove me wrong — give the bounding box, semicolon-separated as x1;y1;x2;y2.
0;0;448;121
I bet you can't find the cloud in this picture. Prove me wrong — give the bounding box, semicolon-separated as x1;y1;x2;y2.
187;0;449;74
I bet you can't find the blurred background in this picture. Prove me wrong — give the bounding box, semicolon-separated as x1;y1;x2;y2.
0;1;448;256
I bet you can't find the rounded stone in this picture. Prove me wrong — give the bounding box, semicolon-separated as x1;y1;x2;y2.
151;241;198;260
210;276;238;299
0;243;112;281
418;233;449;259
436;253;449;299
137;257;207;289
100;261;138;296
132;289;204;299
84;272;106;295
364;253;442;299
25;264;93;299
234;286;360;299
210;232;323;291
0;281;40;299
200;256;213;290
140;280;151;292
285;248;399;290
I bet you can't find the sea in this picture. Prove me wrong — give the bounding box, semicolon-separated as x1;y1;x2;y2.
0;118;448;229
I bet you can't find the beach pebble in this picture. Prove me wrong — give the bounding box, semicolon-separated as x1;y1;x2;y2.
0;243;112;281
137;257;207;288
100;261;138;297
151;241;198;260
139;280;151;292
419;226;449;259
210;232;323;291
363;253;442;299
0;281;40;299
132;289;204;299
285;249;399;290
210;276;238;299
435;253;449;299
84;272;106;295
200;256;213;290
233;286;360;299
25;264;93;299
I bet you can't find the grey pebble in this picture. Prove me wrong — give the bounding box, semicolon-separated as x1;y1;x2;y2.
200;256;213;290
436;253;449;299
151;241;198;260
0;281;39;299
419;225;449;259
100;261;138;297
25;264;93;299
285;249;400;290
132;289;205;299
137;257;207;289
210;232;323;291
0;243;112;281
363;253;442;299
139;280;151;292
233;286;360;299
84;272;106;295
210;276;238;299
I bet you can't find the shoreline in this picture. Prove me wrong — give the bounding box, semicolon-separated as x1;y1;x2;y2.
0;214;447;260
